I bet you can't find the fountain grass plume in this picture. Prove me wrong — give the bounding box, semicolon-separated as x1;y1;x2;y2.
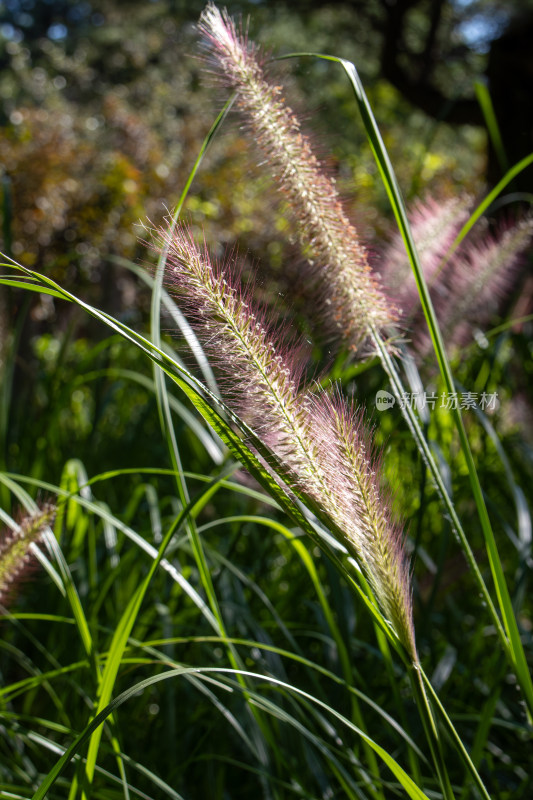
0;504;55;607
153;220;417;660
381;197;533;354
435;215;533;348
312;391;416;657
152;221;320;490
379;194;472;323
198;2;397;354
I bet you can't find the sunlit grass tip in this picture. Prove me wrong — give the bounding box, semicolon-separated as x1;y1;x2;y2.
198;2;398;354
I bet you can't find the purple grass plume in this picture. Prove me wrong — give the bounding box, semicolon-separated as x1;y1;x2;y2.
153;221;417;659
435;216;533;348
312;391;416;655
380;195;533;354
378;194;472;323
0;504;55;608
198;3;397;354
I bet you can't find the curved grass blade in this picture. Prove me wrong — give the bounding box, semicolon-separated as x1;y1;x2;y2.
199;513;389;789
1;471;220;630
13;720;186;800
0;476;132;799
135;631;427;765
0;475;93;658
149;98;234;491
442;152;533;265
33;666;432;800
82;462;239;790
419;666;494;800
0;278;64;298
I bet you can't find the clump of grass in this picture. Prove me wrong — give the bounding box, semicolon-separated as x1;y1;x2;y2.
197;5;533;734
153;221;417;660
0;3;532;799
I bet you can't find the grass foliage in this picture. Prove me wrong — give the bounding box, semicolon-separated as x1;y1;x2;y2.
1;4;532;799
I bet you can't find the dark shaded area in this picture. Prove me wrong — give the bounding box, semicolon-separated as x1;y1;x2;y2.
487;8;533;190
379;0;483;127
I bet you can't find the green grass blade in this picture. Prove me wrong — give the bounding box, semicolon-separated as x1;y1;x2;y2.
0;475;93;659
474;80;508;176
443;152;533;265
33;667;432;800
0;278;64;297
82;463;239;789
137;631;427;764
149;98;233;493
2;471;221;630
420;667;493;800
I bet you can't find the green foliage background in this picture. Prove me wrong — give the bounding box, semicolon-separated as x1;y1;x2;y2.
1;2;532;798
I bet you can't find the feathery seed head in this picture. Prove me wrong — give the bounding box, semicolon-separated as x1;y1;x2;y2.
380;196;533;355
380;194;472;322
310;390;416;657
153;221;324;489
198;3;397;353
153;218;415;657
199;3;263;86
435;215;533;348
0;504;55;608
